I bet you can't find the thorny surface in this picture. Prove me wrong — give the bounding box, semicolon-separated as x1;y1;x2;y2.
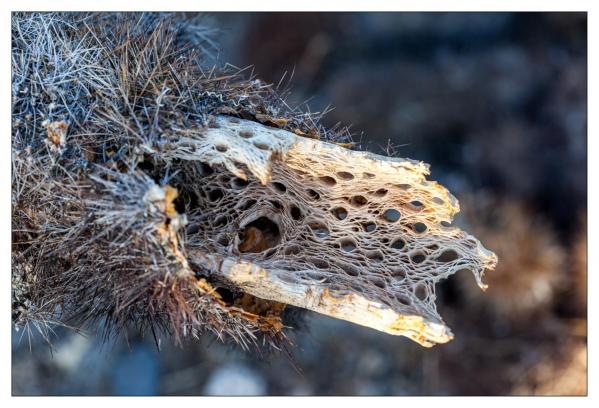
11;12;350;351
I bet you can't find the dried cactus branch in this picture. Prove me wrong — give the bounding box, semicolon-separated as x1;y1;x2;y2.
179;116;497;347
11;12;497;350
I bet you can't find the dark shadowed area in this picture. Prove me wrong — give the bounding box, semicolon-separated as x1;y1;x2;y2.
12;12;587;396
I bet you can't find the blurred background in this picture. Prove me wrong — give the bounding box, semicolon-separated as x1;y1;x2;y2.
12;12;587;396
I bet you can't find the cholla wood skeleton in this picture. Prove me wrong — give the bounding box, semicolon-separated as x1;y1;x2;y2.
171;116;497;347
11;12;497;350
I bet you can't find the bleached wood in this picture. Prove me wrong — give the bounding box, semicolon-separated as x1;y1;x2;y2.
178;116;497;347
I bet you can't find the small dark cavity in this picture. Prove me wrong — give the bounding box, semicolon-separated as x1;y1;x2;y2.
372;278;387;289
233;160;246;171
362;222;377;232
437;249;459;263
365;250;384;262
311;258;330;269
284;245;302;256
189;260;205;280
239;130;253;138
306;188;321;200
427;244;439;251
269;200;283;210
396;294;412;306
411;253;426;264
350;195;368;207
217;235;229;246
415;284;427;301
253;142;270;150
390;238;405;250
186;221;200;235
290;205;302;220
391;268;406;279
382;209;401;222
272;181;287;193
215;144;228;152
218;174;231;184
413;222;427;233
207;188;224;202
214;287;235;304
231;177;249;189
318;176;337;186
238;199;256;211
173;192;187;214
336;171;354;180
433;197;445;205
309;222;330;238
343;265;360;277
440;221;452;228
410;200;424;208
331;207;348;220
214;216;228;228
198;162;214;176
137;156;156;176
238;216;281;253
350;282;365;292
373;188;388;197
339;238;357;252
395;183;411;190
466;238;479;249
263;248;277;259
363;172;375;179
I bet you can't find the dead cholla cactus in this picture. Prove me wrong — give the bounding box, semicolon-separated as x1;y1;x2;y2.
11;12;496;350
167;116;497;347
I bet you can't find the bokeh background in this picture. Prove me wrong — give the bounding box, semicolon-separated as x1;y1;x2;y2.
12;12;587;396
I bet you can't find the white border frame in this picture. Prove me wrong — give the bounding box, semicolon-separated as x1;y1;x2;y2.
2;1;594;406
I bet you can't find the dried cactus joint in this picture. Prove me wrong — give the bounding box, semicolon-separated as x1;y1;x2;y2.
11;12;497;350
181;115;497;347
